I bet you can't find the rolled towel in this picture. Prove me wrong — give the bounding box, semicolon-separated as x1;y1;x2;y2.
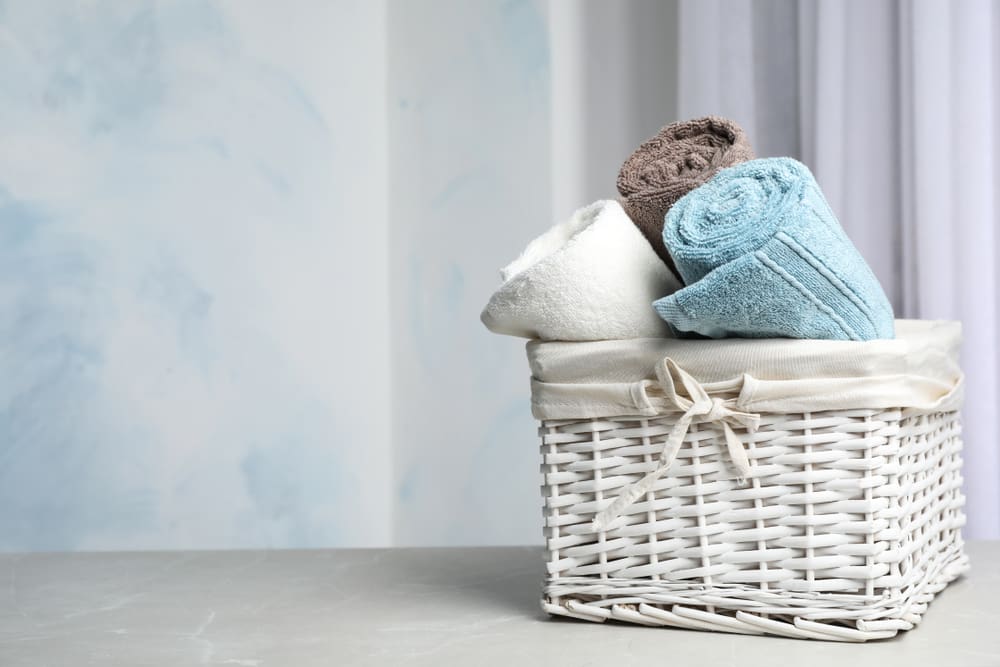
654;158;895;341
617;116;755;276
481;200;682;341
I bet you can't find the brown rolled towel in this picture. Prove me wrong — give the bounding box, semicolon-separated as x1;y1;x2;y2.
617;116;755;279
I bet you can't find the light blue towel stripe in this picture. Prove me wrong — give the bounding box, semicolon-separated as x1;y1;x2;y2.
774;231;879;326
761;236;874;338
753;250;858;340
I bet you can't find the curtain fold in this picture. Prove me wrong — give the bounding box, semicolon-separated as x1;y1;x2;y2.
677;0;1000;537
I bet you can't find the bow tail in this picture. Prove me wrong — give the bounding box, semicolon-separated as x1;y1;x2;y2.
591;430;684;532
722;422;752;483
588;358;761;533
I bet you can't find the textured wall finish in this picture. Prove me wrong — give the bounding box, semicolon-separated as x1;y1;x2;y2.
387;0;550;546
0;1;391;550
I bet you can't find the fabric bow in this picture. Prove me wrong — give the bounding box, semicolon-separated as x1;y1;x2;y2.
590;358;760;532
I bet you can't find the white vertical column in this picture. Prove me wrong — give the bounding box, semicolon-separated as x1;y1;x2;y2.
387;0;551;546
551;0;680;221
214;0;394;548
548;0;587;224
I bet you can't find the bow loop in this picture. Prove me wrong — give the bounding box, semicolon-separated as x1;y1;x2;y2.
590;358;760;532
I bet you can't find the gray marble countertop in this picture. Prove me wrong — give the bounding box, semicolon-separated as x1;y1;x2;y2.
1;542;998;666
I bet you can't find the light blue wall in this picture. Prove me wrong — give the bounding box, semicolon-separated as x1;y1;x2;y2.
388;0;550;545
0;0;557;551
0;1;392;550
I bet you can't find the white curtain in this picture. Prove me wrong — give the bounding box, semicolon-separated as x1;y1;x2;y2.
676;0;1000;537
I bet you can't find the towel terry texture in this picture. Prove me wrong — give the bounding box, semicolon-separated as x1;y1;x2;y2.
617;116;755;276
481;200;682;341
654;158;895;341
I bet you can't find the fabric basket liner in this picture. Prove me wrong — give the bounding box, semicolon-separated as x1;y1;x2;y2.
528;319;962;419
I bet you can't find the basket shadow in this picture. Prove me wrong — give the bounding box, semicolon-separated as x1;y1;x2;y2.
390;546;548;620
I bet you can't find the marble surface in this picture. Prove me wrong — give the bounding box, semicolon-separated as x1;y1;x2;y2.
1;542;998;666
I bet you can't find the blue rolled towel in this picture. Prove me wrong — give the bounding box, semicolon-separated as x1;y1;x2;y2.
653;158;895;341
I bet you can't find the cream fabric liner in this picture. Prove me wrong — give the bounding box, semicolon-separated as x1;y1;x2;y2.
528;319;963;420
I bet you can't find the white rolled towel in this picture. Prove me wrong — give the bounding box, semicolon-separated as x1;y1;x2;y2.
481;199;682;341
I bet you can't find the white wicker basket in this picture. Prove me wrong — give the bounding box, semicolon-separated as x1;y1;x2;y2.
533;321;967;641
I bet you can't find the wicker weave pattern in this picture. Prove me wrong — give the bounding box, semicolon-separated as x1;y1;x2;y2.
540;408;967;641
